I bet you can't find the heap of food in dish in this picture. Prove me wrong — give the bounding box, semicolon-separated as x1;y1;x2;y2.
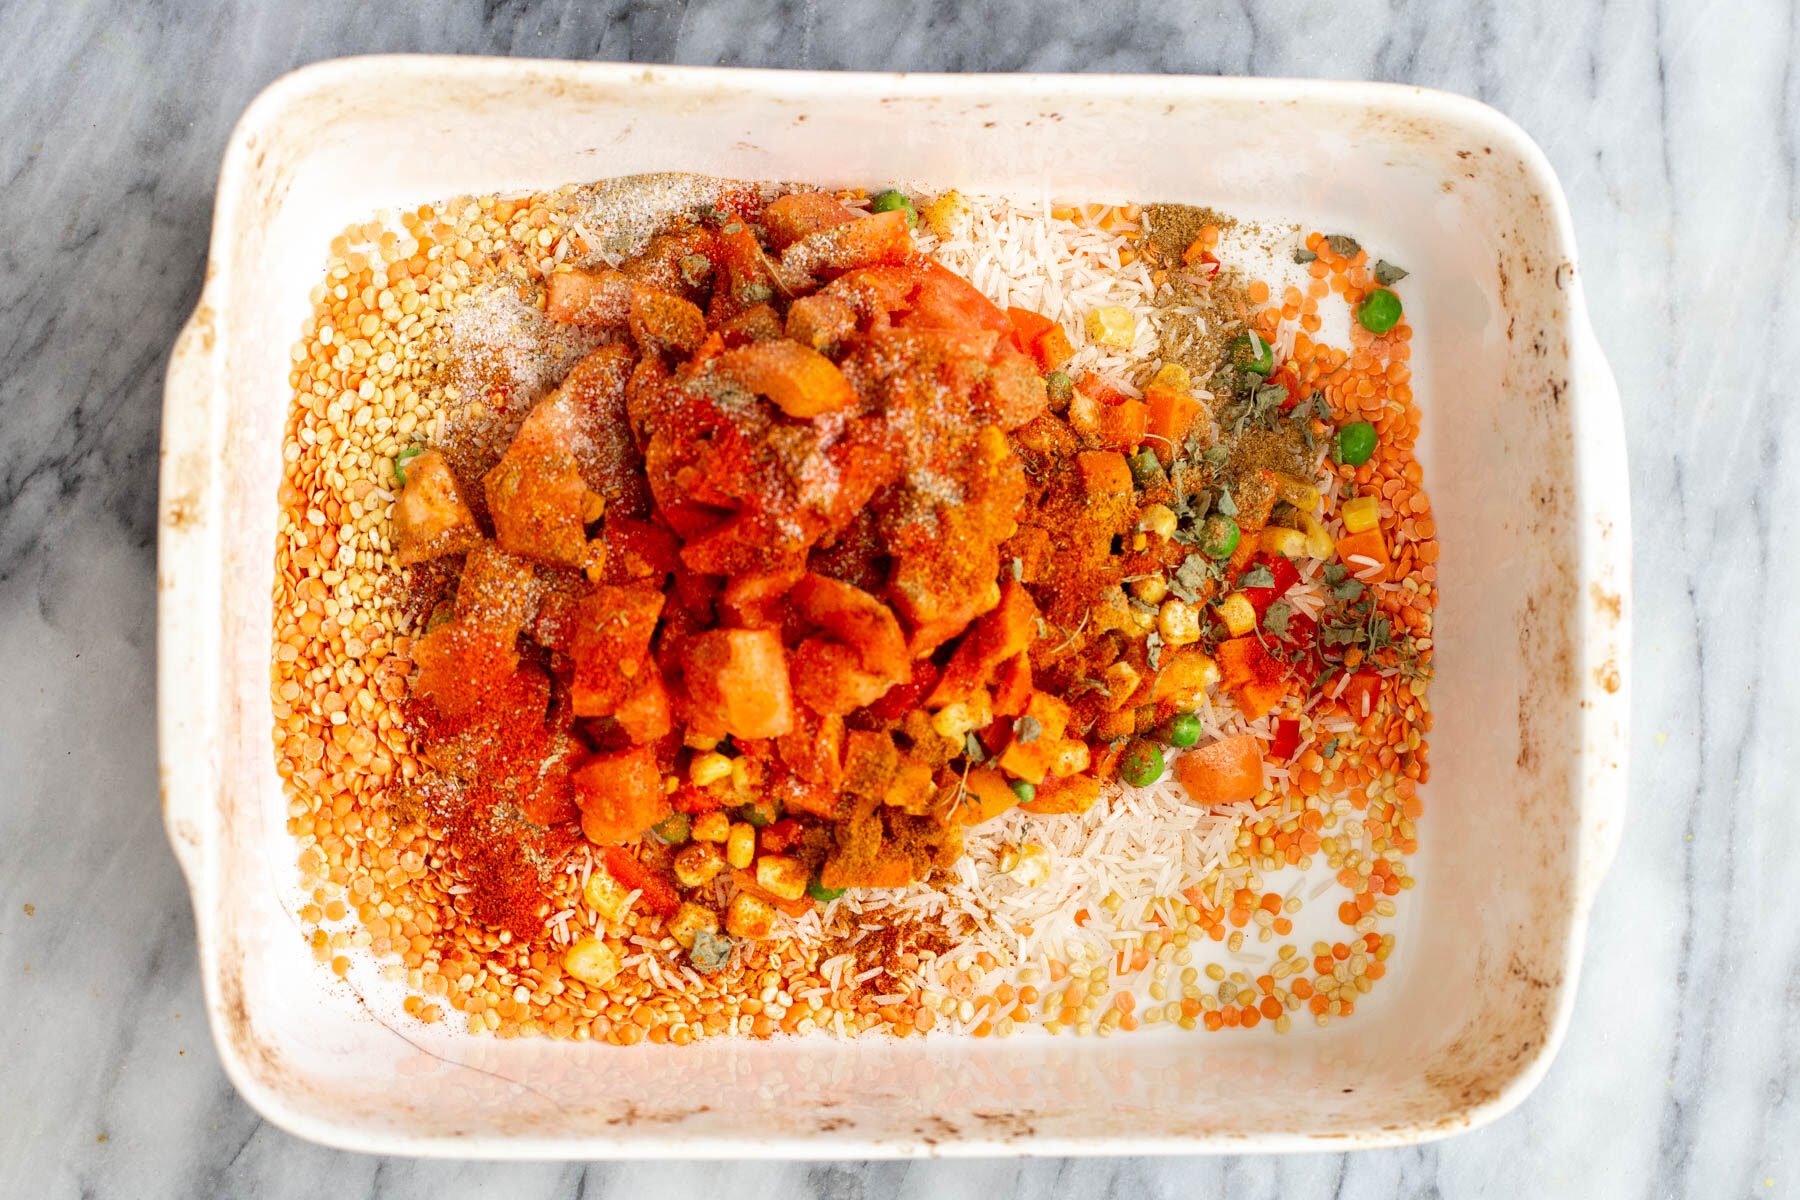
389;190;1374;948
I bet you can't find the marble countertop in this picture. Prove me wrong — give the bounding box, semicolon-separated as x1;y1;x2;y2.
3;0;1793;1196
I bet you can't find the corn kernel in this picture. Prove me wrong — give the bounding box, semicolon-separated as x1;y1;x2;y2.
1131;574;1169;603
1273;472;1321;511
1102;661;1142;710
691;810;730;843
668;901;719;950
729;758;750;790
562;936;621;987
1342;495;1381;534
931;697;992;741
689;751;732;786
920;189;969;236
726;892;776;940
755;855;808;901
1048;738;1091;778
673;841;727;888
1139;503;1177;539
1259;526;1307;558
684;730;721;751
1085;305;1136;348
1216;592;1256;636
1131;531;1148;551
1151;363;1191;392
726;823;756;870
1157;598;1202;646
582;868;631;923
1012;843;1052;887
1296;509;1334;558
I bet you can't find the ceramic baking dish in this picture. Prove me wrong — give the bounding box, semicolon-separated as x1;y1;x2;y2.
157;57;1630;1157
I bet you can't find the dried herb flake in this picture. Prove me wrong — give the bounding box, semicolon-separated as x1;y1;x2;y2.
1374;259;1410;287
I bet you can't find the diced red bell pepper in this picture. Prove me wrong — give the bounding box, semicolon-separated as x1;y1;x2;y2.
1239;553;1299;617
1268;717;1301;761
600;846;681;916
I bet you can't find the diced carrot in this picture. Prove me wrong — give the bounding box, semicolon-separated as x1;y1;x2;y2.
1096;398;1148;452
1075;450;1131;498
713;340;855;418
991;653;1034;717
1335;527;1391;581
544;266;631;327
682;628;796;739
1339;670;1383;720
612;662;673;744
760;191;855;249
995;691;1073;784
1214;635;1286;720
573;746;671;845
959;768;1022;825
1034;325;1075;371
1148;649;1217;707
569;584;666;718
626;286;706;357
927;578;1039;706
1173;734;1264;808
781;208;913;279
1144;383;1202;466
393;449;482;566
1021;773;1101;815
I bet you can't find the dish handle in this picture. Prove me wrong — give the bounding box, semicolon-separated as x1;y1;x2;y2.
1570;306;1631;908
157;300;224;885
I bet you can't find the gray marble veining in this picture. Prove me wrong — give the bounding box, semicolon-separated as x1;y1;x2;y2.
2;0;1795;1196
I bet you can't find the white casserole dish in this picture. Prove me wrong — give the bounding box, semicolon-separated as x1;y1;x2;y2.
157;57;1630;1157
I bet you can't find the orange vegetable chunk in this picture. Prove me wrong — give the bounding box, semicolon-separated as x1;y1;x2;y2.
712;339;855;418
573;746;671;845
1174;735;1265;809
682;628;796;739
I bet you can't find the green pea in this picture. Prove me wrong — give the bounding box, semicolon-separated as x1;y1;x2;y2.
1335;420;1378;467
807;878;847;904
1119;740;1166;788
1044;370;1074;406
870;189;918;228
1009;779;1037;804
1128;449;1167;489
393;445;425;485
1356;288;1403;335
1163;712;1203;748
736;797;781;828
1228;331;1275;377
1199;513;1240;560
649;812;691;845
